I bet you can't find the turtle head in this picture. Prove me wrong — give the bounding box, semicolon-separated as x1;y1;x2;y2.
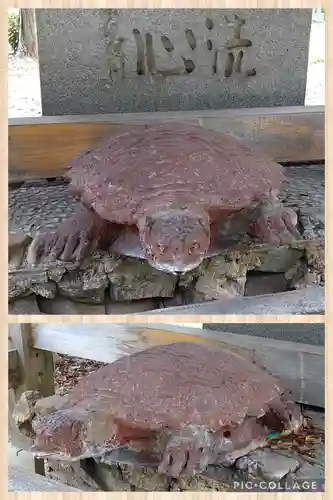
138;207;210;274
31;409;94;461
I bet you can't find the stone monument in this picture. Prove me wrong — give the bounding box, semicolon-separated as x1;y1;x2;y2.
35;8;312;115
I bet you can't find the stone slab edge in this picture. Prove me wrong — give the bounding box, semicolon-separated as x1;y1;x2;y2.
141;286;324;315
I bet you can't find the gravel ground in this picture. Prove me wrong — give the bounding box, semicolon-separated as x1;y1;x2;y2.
8;55;42;118
7;21;324;118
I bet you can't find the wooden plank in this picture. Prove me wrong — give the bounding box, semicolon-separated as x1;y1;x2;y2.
7;332;33;457
8;106;324;181
31;324;214;364
32;323;324;359
9;122;139;182
32;323;324;408
8;324;55;476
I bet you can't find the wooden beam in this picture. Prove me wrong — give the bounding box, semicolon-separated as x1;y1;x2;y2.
8;324;55;476
8;349;21;390
32;323;324;408
8;106;324;182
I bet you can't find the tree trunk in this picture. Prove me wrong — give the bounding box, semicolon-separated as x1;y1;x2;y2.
17;9;37;59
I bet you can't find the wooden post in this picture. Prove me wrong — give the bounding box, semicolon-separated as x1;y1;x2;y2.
8;349;22;391
8;324;55;475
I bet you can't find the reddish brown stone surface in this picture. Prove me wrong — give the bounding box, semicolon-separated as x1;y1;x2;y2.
68;122;285;224
32;343;295;464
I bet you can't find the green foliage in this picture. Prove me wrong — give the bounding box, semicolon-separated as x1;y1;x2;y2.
8;12;20;54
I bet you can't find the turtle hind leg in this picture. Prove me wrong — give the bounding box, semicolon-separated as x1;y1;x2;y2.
27;204;122;265
249;198;301;245
213;418;268;466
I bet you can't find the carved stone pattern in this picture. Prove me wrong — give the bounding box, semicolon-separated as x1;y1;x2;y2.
103;13;255;81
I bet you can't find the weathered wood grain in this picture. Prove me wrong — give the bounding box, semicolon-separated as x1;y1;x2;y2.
8;324;55;475
9;324;55;398
32;323;324;408
9;106;324;181
8;349;21;390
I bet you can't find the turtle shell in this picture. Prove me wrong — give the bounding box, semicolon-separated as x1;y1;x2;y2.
46;343;284;434
68;122;285;225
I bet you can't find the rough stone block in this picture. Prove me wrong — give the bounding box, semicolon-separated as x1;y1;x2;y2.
38;296;106;314
57;265;108;303
31;281;58;299
105;298;156;314
245;272;288;296
256;248;303;273
195;252;260;300
236;449;300;482
9;295;41;315
46;460;100;491
108;259;177;300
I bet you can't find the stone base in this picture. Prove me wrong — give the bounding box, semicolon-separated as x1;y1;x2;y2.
45;407;324;491
8;239;324;314
9;165;324;314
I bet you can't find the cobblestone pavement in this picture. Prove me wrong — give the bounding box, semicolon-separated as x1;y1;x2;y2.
9;165;325;240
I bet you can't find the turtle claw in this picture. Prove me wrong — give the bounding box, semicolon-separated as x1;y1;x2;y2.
158;440;211;477
158;427;214;477
71;233;93;261
27;229;92;265
27;206;109;264
26;233;47;265
56;230;94;262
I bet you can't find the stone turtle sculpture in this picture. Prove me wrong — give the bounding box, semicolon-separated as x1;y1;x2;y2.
29;343;304;478
29;122;299;274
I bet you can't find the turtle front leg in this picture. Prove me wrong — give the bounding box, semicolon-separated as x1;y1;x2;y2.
27;204;122;264
158;425;215;477
250;195;301;245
